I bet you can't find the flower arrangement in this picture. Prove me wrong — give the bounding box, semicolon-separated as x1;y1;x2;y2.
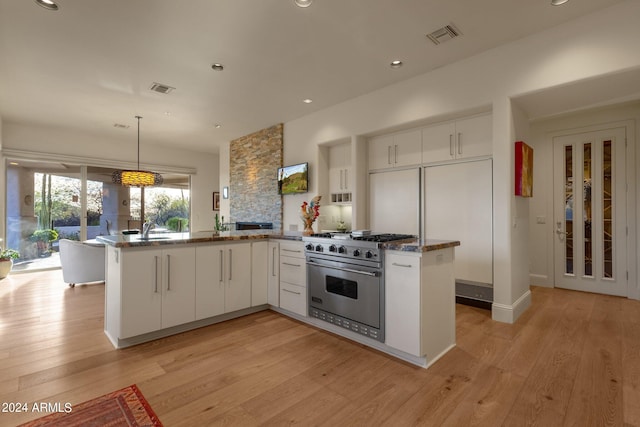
300;195;321;235
0;247;20;261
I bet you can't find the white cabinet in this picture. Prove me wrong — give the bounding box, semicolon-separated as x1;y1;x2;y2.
385;252;421;356
195;242;253;319
251;241;268;307
195;245;225;319
278;241;307;317
385;249;455;362
119;246;196;339
267;241;280;306
422;113;492;163
224;243;252;312
329;143;352;203
368;128;422;170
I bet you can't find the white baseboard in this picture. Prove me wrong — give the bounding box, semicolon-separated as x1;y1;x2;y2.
491;290;532;324
529;274;552;288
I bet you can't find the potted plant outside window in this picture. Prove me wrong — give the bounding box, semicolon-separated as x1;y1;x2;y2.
0;247;20;279
29;229;59;257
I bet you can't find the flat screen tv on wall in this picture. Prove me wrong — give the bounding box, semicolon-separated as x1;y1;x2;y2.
277;162;308;195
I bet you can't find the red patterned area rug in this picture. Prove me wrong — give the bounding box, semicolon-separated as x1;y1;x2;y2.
18;384;163;427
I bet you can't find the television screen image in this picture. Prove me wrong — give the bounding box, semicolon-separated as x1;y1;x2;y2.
278;163;308;195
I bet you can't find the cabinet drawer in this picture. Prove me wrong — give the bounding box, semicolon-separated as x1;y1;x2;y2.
280;282;307;317
279;241;305;259
280;255;306;286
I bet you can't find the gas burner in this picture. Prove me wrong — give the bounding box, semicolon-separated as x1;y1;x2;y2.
309;233;333;238
351;233;415;243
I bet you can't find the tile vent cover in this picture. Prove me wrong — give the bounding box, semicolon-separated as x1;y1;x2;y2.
426;24;461;45
149;82;175;94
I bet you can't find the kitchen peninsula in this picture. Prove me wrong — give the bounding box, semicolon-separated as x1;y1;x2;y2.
97;231;459;368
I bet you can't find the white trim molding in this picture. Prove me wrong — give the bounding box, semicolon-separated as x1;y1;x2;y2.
491;290;532;324
1;148;197;175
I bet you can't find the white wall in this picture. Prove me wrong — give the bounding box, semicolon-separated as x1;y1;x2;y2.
1;121;219;233
280;1;640;322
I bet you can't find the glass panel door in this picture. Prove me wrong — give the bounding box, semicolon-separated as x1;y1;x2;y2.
553;128;627;296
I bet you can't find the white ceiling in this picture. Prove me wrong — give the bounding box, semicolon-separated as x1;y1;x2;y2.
0;0;627;154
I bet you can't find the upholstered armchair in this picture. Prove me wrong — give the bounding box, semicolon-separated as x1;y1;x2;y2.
59;239;105;287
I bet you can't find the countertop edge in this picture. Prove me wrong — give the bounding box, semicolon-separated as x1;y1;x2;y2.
382;239;460;253
96;231;303;248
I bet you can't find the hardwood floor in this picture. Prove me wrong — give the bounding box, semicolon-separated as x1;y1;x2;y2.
1;270;639;426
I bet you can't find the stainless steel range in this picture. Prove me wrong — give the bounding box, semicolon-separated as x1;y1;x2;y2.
303;232;415;342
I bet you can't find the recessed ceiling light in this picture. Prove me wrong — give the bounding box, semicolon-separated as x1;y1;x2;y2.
9;162;19;166
294;0;313;8
214;124;222;129
34;0;59;10
164;111;171;116
303;99;313;104
211;63;224;71
551;0;569;5
390;60;403;69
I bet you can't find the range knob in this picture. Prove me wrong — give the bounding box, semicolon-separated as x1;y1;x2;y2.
353;249;361;257
315;245;324;252
329;244;337;252
338;246;347;254
365;251;374;259
305;243;314;251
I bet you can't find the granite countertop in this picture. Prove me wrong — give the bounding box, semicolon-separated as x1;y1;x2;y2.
382;238;460;253
96;229;303;248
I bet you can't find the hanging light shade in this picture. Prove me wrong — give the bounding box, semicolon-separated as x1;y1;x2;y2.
112;116;163;187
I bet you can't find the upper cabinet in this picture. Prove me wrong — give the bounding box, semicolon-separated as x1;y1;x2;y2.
368;129;422;171
422;113;492;163
329;143;353;203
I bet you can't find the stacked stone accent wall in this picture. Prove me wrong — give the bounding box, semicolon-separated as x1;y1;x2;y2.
230;124;283;229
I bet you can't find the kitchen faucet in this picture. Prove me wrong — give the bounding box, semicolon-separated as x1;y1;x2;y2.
142;222;155;238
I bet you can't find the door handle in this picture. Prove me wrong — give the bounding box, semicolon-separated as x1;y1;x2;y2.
219;249;224;282
154;256;159;293
457;132;462;155
228;249;233;281
166;254;171;291
272;246;277;277
556;221;565;241
387;146;392;165
449;134;454;156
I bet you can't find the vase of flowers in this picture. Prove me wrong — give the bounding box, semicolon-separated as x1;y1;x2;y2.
300;195;321;235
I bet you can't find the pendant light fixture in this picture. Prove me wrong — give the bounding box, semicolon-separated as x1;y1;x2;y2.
112;116;163;187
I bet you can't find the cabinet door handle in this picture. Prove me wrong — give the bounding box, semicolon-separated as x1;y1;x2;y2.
449;134;454;156
282;288;301;295
154;256;159;293
387;145;392;165
339;169;343;189
272;247;277;277
228;249;233;281
457;132;462;155
394;144;398;164
282;248;301;253
344;168;348;189
219;250;224;282
166;254;171;291
282;262;301;267
392;262;413;268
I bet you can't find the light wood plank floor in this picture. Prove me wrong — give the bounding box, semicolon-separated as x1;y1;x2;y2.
1;270;639;426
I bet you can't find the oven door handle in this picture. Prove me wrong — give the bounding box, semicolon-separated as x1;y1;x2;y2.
306;260;380;277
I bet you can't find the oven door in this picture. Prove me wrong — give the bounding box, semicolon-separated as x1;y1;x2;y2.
307;256;382;329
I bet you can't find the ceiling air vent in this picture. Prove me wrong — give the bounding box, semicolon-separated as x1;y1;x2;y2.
113;123;130;129
149;82;175;94
426;24;461;45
